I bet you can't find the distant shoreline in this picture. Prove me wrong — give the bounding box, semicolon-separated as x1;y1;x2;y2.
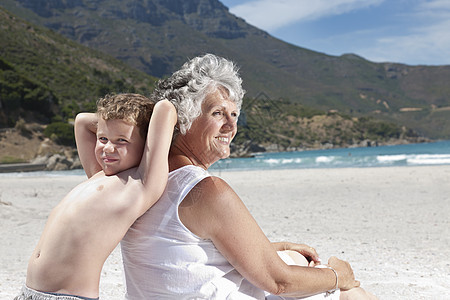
1;139;449;174
0;163;47;173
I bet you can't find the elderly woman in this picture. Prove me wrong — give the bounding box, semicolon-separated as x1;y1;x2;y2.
121;54;377;299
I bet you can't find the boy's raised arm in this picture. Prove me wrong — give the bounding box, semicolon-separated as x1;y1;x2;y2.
74;113;102;178
137;100;177;211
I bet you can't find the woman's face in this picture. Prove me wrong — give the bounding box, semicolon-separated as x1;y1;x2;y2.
182;89;239;168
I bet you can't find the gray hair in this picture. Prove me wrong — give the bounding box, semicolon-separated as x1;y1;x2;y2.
151;53;245;135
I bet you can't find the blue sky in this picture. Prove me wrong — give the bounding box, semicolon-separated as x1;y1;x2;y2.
220;0;450;66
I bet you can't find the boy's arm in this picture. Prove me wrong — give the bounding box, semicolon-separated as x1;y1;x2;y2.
74;113;102;178
136;99;177;211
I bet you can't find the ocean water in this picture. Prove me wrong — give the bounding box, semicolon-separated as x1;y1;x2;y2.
210;140;450;171
2;140;450;177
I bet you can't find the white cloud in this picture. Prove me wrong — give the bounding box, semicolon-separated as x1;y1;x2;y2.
416;0;450;11
227;0;450;65
229;0;385;31
357;0;450;65
367;23;450;65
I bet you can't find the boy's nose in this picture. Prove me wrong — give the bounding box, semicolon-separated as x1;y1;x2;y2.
104;142;114;152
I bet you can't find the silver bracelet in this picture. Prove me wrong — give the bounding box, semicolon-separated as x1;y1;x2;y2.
315;264;339;295
326;266;339;295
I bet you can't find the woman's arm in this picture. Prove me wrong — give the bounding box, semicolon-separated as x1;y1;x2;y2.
179;176;359;297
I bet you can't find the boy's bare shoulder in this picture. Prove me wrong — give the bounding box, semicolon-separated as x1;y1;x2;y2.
69;168;142;201
92;167;143;191
98;167;148;198
63;168;145;215
70;165;155;219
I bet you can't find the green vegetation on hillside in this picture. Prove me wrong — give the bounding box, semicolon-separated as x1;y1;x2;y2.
0;7;157;129
234;98;421;152
0;57;56;126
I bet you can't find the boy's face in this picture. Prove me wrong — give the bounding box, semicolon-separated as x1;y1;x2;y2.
95;118;145;176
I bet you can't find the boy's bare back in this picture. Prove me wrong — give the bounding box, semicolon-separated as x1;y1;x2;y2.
21;95;176;299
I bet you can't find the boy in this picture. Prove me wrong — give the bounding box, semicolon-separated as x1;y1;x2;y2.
15;93;177;300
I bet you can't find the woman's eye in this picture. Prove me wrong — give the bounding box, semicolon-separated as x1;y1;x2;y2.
213;111;223;117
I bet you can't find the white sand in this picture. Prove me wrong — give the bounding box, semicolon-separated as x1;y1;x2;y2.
1;165;449;299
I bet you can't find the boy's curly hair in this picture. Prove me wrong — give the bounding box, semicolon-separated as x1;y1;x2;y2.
96;93;154;139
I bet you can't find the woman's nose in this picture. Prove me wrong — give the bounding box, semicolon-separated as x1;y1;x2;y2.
223;114;236;130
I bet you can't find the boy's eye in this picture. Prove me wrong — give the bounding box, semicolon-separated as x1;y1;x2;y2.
98;137;108;143
118;138;128;143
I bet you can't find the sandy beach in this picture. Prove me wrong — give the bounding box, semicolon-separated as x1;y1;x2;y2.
1;165;449;299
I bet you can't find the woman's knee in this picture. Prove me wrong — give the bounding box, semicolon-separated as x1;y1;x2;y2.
278;250;309;267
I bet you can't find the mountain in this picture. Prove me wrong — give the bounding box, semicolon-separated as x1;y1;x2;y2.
0;5;427;165
1;0;449;139
0;5;157;127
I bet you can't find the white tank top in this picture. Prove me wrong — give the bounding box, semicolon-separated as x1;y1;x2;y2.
121;165;264;299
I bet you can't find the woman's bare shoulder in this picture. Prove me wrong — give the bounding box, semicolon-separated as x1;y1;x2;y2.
193;175;238;203
180;175;245;238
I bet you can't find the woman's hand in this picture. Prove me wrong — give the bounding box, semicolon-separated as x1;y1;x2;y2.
327;256;361;291
272;242;321;266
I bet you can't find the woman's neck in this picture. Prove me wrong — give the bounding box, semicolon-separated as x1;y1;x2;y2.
169;144;210;171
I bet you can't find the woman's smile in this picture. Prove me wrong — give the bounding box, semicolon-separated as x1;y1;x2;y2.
216;135;230;144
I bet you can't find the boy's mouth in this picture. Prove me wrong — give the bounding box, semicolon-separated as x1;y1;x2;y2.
102;156;118;163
